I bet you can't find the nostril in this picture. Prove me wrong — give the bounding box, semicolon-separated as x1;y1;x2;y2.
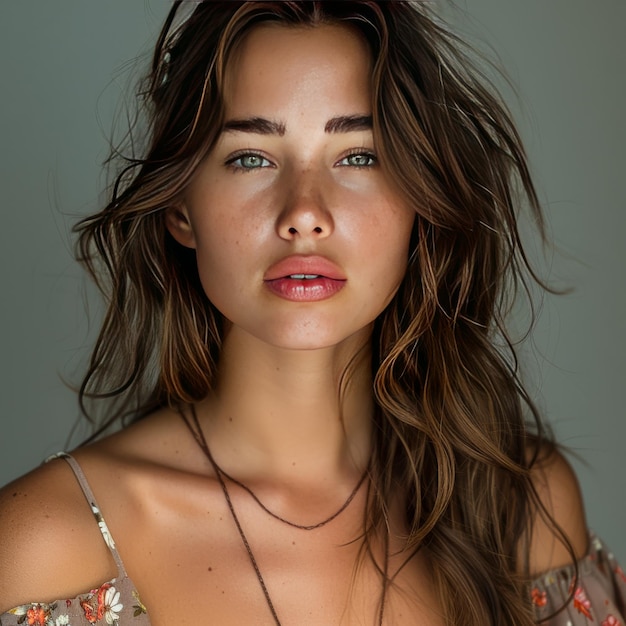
313;226;323;234
288;227;298;234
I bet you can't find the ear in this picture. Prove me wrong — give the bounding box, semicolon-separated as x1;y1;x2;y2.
165;204;196;249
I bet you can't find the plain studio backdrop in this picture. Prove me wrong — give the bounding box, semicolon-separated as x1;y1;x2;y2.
1;1;624;556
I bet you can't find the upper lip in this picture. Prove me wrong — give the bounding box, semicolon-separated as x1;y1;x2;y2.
263;255;346;281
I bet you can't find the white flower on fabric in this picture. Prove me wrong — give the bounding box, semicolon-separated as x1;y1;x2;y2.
104;586;123;624
56;616;70;625
8;605;28;616
91;503;116;551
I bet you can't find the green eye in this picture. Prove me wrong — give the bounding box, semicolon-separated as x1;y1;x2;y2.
339;153;377;167
228;153;272;170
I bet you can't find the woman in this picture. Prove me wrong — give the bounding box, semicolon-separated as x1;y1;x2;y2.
0;2;623;624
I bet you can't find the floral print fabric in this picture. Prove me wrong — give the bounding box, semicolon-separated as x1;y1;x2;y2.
0;578;148;626
531;534;626;625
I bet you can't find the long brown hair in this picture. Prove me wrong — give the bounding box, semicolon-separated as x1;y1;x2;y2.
75;2;564;623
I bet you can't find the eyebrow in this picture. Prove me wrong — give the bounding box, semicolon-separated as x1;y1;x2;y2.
324;115;372;133
222;114;373;136
223;117;286;136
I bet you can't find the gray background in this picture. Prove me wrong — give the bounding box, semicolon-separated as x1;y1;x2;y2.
1;1;624;556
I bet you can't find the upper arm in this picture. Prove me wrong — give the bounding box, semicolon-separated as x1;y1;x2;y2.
527;446;589;576
0;458;117;613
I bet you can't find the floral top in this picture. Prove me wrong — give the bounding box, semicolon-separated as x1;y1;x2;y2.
1;454;624;625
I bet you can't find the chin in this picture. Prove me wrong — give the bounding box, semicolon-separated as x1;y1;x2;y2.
221;309;376;353
255;321;374;353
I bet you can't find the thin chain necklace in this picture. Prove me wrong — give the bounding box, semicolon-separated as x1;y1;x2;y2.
180;404;387;626
204;437;369;531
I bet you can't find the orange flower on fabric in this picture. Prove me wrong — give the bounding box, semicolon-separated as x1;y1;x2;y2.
531;588;548;607
602;616;622;626
26;605;49;626
573;586;593;619
81;582;112;623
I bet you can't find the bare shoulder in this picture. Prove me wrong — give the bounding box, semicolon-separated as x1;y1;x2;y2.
527;445;589;575
0;455;117;613
0;407;209;613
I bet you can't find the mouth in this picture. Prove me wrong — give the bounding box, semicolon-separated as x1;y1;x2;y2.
264;256;346;301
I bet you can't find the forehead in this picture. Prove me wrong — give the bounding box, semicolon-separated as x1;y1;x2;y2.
222;23;373;117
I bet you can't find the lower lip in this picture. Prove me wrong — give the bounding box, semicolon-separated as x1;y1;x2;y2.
264;277;346;301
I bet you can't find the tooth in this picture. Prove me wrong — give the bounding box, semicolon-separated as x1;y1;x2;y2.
289;274;320;279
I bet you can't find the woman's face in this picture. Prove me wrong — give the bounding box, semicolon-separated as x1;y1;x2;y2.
167;23;415;351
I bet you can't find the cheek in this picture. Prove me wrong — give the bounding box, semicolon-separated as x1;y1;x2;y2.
189;218;233;297
375;209;415;291
190;212;264;308
360;205;414;263
190;206;242;258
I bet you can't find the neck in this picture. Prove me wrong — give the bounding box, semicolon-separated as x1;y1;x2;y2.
195;326;374;485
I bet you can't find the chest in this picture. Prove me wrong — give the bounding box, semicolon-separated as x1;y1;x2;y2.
115;486;443;626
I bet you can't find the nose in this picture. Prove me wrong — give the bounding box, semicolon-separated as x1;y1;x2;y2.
275;170;334;240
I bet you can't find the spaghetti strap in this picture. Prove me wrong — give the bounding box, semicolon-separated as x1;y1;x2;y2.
45;451;128;578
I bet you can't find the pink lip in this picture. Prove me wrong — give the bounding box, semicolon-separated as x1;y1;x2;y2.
264;255;346;302
263;255;346;281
